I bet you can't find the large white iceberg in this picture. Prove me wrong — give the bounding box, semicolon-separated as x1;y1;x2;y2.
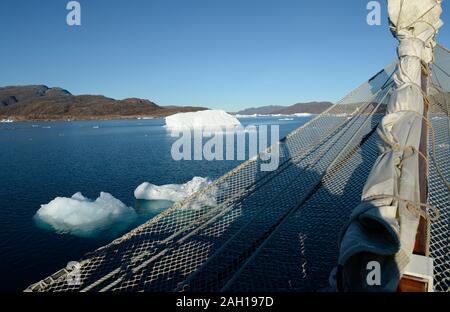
165;110;242;130
34;192;137;238
134;177;212;202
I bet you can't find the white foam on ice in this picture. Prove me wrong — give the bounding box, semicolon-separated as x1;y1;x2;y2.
165;110;242;131
0;119;14;123
134;177;212;202
34;192;137;238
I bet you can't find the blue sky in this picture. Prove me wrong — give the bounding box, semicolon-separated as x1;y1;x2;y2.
0;0;448;111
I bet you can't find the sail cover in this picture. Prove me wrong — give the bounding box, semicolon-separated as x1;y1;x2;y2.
336;0;443;291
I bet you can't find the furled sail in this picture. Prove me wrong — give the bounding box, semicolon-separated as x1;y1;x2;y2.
336;0;444;291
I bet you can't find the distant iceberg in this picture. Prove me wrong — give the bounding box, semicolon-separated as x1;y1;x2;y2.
165;110;242;130
279;118;294;121
293;113;313;117
235;114;260;118
235;113;314;118
34;192;137;238
135;177;212;202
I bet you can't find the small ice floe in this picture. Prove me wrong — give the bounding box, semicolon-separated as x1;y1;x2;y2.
135;177;211;202
93;126;100;129
0;118;14;123
34;192;137;238
134;177;216;208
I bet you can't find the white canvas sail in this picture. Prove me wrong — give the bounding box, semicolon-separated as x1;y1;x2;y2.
336;0;443;291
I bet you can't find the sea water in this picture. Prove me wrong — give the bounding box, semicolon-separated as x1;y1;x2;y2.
0;116;310;291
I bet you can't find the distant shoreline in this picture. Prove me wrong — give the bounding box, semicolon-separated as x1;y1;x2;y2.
0;85;207;123
0;113;316;123
0;115;166;123
1;85;334;123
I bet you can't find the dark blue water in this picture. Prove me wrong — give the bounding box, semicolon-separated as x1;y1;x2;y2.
0;117;309;291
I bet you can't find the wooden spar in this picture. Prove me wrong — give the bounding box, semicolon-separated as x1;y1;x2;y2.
398;64;431;292
415;64;430;257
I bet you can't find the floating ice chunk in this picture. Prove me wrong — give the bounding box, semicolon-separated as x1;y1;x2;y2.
294;113;313;117
165;110;242;131
235;114;260;118
279;118;294;121
135;177;212;202
135;199;175;215
0;119;14;123
34;192;137;238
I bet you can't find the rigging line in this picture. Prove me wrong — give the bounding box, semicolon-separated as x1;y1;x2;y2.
429;79;450;97
85;88;394;292
432;66;444;89
111;74;390;247
175;89;393;292
220;91;392;292
437;43;450;54
29;67;396;292
398;1;441;33
109;73;394;248
396;0;405;33
393;33;450;193
406;105;450;194
432;62;450;78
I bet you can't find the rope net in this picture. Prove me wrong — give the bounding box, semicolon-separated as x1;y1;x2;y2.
26;47;449;293
428;45;450;292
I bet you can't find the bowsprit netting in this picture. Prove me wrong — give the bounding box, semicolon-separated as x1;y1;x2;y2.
26;47;449;293
428;45;450;292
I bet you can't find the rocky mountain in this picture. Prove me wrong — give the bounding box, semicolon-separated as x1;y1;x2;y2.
235;105;286;116
0;85;205;121
237;101;333;115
